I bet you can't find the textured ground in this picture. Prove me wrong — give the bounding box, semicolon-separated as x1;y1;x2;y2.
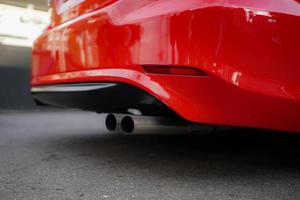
0;111;300;200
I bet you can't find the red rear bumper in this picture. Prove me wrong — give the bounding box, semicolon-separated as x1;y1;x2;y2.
32;0;300;132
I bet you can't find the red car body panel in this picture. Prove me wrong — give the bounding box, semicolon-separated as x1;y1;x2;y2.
32;0;300;132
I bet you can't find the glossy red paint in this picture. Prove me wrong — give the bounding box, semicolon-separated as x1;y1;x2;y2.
32;0;300;132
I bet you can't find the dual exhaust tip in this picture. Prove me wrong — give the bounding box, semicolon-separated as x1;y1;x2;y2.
105;113;212;135
105;114;135;134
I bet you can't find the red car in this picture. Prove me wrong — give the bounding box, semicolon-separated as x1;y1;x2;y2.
31;0;300;133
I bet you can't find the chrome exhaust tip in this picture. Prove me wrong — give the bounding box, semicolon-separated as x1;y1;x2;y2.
105;114;117;132
119;115;214;135
121;116;135;134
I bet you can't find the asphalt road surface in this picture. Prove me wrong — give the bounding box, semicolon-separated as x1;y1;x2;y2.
0;111;300;200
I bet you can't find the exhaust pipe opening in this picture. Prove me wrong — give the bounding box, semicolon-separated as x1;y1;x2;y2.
121;116;135;133
105;114;117;132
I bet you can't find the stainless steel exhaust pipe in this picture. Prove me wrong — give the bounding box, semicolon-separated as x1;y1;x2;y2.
105;114;118;132
105;113;129;132
120;115;212;135
120;116;135;133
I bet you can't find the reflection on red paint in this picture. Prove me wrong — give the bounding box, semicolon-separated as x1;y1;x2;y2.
32;0;300;132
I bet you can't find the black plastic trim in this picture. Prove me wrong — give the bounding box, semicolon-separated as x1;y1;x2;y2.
31;82;175;116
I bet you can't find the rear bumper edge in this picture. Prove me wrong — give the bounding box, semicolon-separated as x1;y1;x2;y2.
31;82;175;116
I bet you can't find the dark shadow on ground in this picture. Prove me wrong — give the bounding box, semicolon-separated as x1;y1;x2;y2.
45;127;300;177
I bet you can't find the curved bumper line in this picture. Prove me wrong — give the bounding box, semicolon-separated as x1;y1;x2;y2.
31;82;176;117
31;83;117;93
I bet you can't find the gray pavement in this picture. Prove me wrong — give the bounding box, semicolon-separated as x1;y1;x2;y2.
0;111;300;200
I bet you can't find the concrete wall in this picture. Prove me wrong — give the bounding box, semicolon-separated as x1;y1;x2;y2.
0;45;37;110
